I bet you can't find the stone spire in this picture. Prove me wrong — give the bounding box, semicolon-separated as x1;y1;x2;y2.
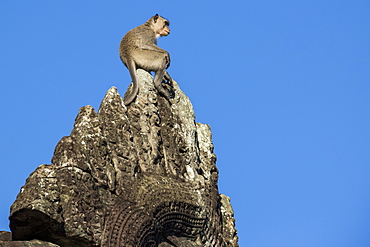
5;70;238;246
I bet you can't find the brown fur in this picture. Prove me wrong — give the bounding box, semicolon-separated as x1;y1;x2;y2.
120;14;174;105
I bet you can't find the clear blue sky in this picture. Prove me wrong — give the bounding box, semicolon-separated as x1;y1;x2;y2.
1;1;369;246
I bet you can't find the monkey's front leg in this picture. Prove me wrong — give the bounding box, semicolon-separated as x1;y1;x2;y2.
163;71;173;86
165;52;171;69
154;70;174;100
162;71;175;99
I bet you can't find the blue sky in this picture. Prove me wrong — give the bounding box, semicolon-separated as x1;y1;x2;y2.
1;1;369;246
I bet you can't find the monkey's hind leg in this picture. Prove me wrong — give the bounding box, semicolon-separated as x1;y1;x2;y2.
123;59;139;106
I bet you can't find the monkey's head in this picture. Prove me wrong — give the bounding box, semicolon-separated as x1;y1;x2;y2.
150;14;170;38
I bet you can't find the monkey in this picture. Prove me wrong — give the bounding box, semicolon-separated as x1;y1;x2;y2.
119;14;174;105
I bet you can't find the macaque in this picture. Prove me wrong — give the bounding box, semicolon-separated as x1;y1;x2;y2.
119;14;174;105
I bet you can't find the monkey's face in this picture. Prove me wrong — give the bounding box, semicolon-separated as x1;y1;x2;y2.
152;16;170;37
159;25;170;37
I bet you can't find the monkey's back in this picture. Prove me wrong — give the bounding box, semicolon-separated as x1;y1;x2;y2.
119;23;156;64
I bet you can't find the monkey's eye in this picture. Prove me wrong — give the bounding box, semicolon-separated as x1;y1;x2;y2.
164;21;169;26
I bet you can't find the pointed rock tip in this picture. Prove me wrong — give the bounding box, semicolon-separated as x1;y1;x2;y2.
98;86;126;114
107;86;118;94
73;105;98;128
103;86;123;101
77;105;96;116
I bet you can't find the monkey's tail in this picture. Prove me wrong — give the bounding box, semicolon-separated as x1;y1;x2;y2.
123;60;139;106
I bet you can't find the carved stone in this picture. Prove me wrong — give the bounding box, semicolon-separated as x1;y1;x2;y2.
8;70;238;246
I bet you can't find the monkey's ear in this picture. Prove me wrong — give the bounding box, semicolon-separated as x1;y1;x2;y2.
154;14;159;23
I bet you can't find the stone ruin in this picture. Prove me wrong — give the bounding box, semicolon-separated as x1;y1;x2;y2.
1;70;238;246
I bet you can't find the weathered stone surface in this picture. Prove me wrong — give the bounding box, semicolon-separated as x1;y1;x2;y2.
0;232;59;247
9;69;238;246
0;240;59;247
0;232;12;241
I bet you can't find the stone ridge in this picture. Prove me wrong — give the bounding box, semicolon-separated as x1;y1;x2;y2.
7;69;238;246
